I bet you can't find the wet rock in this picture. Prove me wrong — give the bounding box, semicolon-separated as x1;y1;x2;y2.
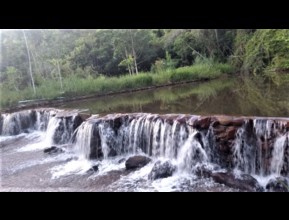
193;117;212;130
125;155;151;170
43;146;64;155
65;157;77;162
108;148;117;157
211;172;264;192
215;116;244;127
79;113;91;122
148;160;176;180
213;125;227;135
226;126;238;140
266;177;289;192
0;114;3;135
194;165;213;178
87;165;99;174
215;126;237;141
194;132;204;148
118;158;126;164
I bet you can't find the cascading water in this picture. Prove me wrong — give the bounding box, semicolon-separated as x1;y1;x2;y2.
0;109;58;136
72;113;289;180
270;134;288;175
177;131;208;172
74;121;94;160
233;119;289;177
2;109;289;191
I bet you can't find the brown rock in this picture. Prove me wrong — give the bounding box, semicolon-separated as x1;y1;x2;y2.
226;126;238;140
216;116;234;126
215;116;244;127
213;125;227;135
193;117;212;129
211;172;263;192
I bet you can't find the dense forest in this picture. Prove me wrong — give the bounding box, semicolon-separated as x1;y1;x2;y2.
1;29;289;108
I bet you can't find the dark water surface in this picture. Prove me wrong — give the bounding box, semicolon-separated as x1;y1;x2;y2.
58;76;289;117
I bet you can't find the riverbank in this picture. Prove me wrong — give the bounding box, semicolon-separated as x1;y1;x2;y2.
0;63;234;112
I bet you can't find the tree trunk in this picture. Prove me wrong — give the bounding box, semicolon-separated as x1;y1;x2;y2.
22;30;36;94
56;60;63;91
125;48;132;75
129;30;138;74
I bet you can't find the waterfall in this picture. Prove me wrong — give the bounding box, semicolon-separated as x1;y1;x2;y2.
270;134;288;175
74;114;206;172
75;122;94;160
177;131;208;172
72;113;289;179
44;117;61;146
233;119;288;176
0;109;58;136
2;109;289;181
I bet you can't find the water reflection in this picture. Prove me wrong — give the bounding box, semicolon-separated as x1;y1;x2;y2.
60;76;289;117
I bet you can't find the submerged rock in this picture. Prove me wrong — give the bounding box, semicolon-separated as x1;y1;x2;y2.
118;158;126;164
43;146;64;155
266;177;289;192
125;155;151;170
87;165;99;174
148;160;176;180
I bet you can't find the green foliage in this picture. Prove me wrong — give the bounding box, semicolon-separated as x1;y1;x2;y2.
240;29;289;74
0;62;233;109
170;61;234;82
1;29;288;109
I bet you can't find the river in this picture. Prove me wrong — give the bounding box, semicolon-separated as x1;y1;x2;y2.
1;76;289;192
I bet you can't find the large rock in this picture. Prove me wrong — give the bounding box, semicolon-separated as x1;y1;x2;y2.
125;155;151;170
266;177;289;192
148;160;176;180
211;172;264;192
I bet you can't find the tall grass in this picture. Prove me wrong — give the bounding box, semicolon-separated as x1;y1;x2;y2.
0;62;234;109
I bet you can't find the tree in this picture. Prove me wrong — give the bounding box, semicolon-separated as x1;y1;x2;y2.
22;30;36;94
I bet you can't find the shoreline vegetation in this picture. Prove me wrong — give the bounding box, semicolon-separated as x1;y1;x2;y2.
1;29;288;112
0;62;233;111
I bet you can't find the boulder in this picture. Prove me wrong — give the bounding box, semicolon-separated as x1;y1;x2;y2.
148;160;176;180
125;155;151;170
266;177;289;192
211;172;264;192
43;146;64;155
